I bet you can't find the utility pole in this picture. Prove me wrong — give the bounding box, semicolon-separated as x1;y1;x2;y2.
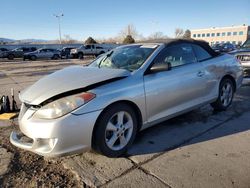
53;13;64;44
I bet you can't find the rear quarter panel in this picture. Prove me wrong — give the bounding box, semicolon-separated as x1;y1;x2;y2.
202;54;243;101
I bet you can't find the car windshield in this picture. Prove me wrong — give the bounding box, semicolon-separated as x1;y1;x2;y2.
89;44;157;72
242;39;250;48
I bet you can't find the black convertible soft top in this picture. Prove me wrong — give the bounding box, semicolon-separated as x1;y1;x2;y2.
143;38;219;57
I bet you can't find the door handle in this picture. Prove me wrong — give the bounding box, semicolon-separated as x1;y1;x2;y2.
197;70;205;77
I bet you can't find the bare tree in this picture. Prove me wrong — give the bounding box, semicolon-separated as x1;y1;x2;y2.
61;34;78;44
119;24;139;40
148;32;169;40
175;28;184;38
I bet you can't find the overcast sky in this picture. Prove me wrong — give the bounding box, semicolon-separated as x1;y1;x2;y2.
0;0;249;40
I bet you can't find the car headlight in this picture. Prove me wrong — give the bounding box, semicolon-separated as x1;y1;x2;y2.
33;92;96;119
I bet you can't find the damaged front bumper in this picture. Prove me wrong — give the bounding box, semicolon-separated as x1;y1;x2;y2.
10;131;59;155
10;103;102;157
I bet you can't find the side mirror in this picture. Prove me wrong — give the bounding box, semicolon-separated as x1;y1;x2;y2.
149;62;171;73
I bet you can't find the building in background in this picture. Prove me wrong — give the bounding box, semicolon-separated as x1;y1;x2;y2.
191;25;250;46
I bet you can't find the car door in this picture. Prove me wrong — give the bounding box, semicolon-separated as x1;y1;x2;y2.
89;45;96;55
191;44;218;101
144;43;208;123
38;49;48;58
15;48;23;57
84;45;92;55
47;49;55;58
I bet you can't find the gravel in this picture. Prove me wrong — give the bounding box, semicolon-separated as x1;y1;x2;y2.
0;125;82;188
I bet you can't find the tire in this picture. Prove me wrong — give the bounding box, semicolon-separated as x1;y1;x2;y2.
78;53;83;59
7;54;14;60
211;78;234;111
52;54;60;60
93;103;138;157
30;55;37;61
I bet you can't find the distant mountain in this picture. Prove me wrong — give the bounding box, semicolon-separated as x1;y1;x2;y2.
0;38;49;44
19;39;49;43
0;38;15;42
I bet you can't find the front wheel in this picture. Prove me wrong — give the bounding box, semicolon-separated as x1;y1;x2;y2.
52;54;60;60
211;78;234;111
93;104;138;157
78;53;83;59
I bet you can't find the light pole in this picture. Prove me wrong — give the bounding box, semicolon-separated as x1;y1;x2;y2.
54;13;64;44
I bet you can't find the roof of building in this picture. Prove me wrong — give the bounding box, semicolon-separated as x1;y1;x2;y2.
191;25;249;32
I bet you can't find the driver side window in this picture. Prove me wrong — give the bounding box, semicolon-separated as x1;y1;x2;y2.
154;44;197;68
85;45;91;49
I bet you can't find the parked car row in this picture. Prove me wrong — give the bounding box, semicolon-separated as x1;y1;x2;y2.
211;42;237;53
70;44;110;59
23;48;61;61
0;47;37;60
0;44;117;61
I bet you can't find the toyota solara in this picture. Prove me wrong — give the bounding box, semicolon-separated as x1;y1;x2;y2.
10;39;243;157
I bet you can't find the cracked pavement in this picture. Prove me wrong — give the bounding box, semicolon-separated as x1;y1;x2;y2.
1;59;250;187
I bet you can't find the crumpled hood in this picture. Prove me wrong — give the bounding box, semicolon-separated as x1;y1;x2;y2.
20;66;130;105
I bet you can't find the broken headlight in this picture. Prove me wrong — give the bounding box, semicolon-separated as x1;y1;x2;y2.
33;92;96;119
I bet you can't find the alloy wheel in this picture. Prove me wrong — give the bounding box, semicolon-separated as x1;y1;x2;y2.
220;82;233;107
105;111;133;151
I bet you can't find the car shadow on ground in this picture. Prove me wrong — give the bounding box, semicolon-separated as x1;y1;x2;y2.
127;84;250;157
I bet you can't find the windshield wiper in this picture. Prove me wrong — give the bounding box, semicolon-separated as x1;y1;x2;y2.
98;51;116;68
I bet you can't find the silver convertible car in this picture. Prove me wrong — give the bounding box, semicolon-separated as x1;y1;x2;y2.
10;39;243;157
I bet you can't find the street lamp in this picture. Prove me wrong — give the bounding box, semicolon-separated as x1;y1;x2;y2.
53;13;64;44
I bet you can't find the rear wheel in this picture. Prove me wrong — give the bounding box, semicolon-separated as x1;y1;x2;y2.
93;103;137;157
7;54;14;60
211;78;234;111
30;55;37;61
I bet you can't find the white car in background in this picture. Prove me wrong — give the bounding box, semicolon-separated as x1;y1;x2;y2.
23;48;61;61
70;44;115;59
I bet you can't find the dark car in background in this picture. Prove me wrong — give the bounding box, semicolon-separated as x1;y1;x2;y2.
60;47;75;59
0;48;9;58
3;47;37;60
23;48;61;61
212;43;236;53
230;39;250;78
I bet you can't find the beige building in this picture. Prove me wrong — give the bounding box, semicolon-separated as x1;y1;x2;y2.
191;25;250;46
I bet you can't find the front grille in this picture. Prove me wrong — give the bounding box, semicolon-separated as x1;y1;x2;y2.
236;55;250;62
